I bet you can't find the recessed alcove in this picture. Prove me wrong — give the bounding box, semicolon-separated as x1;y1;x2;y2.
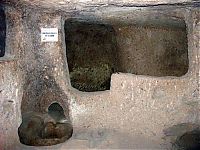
173;130;200;150
18;102;73;146
48;102;68;123
65;19;117;92
65;17;188;92
0;4;6;57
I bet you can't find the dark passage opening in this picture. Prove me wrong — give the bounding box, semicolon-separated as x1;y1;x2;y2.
65;17;188;92
0;4;6;57
48;102;68;123
65;19;117;92
173;130;200;150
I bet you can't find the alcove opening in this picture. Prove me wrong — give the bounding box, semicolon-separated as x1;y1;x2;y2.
0;4;6;57
48;102;68;123
65;17;189;92
18;102;73;146
65;19;117;92
173;130;200;150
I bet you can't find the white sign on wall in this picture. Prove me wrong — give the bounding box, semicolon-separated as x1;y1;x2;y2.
41;28;58;42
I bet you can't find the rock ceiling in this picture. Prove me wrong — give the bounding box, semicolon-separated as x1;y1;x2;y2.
3;0;198;12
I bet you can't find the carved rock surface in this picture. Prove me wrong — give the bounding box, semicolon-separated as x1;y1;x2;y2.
18;112;73;146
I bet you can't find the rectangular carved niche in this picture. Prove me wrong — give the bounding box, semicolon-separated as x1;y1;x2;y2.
64;11;189;92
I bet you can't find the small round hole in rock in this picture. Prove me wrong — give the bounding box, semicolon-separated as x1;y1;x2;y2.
173;130;200;150
18;103;73;146
48;102;68;123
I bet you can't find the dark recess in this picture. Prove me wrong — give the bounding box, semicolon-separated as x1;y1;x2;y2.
48;102;67;123
65;18;188;92
0;4;6;57
65;19;117;92
18;103;73;146
173;130;200;150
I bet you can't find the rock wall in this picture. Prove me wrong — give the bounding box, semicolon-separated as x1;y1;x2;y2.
0;0;199;149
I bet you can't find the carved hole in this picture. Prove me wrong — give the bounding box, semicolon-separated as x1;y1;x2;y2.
173;130;200;150
18;103;73;146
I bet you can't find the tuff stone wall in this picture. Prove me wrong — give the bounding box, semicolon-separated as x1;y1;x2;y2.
0;0;199;150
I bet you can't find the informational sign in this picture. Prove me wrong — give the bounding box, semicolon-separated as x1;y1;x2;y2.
41;28;58;42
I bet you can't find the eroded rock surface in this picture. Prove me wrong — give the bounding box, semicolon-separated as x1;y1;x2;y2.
18;112;73;146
